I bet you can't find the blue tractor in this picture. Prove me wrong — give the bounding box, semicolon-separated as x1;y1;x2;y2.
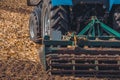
27;0;120;77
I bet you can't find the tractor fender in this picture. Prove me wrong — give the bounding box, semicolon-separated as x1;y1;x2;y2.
110;0;120;11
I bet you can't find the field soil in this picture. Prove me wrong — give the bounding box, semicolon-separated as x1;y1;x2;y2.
0;0;119;80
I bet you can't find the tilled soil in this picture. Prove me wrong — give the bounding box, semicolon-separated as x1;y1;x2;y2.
0;0;45;79
0;0;119;80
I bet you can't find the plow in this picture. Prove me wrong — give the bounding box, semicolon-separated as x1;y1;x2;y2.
27;0;120;77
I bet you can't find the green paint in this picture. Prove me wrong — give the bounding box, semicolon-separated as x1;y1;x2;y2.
78;16;120;38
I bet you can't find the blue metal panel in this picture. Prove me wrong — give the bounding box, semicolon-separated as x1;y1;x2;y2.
52;0;72;6
109;0;114;10
52;0;120;6
109;0;120;10
113;0;120;4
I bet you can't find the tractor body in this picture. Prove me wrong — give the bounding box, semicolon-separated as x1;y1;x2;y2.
52;0;120;10
27;0;120;77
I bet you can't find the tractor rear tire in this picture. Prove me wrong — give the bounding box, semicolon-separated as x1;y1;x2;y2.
41;0;70;40
29;3;42;43
113;7;120;32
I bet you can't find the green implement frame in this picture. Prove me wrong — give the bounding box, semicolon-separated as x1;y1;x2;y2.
43;16;120;47
41;17;120;72
78;16;120;39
